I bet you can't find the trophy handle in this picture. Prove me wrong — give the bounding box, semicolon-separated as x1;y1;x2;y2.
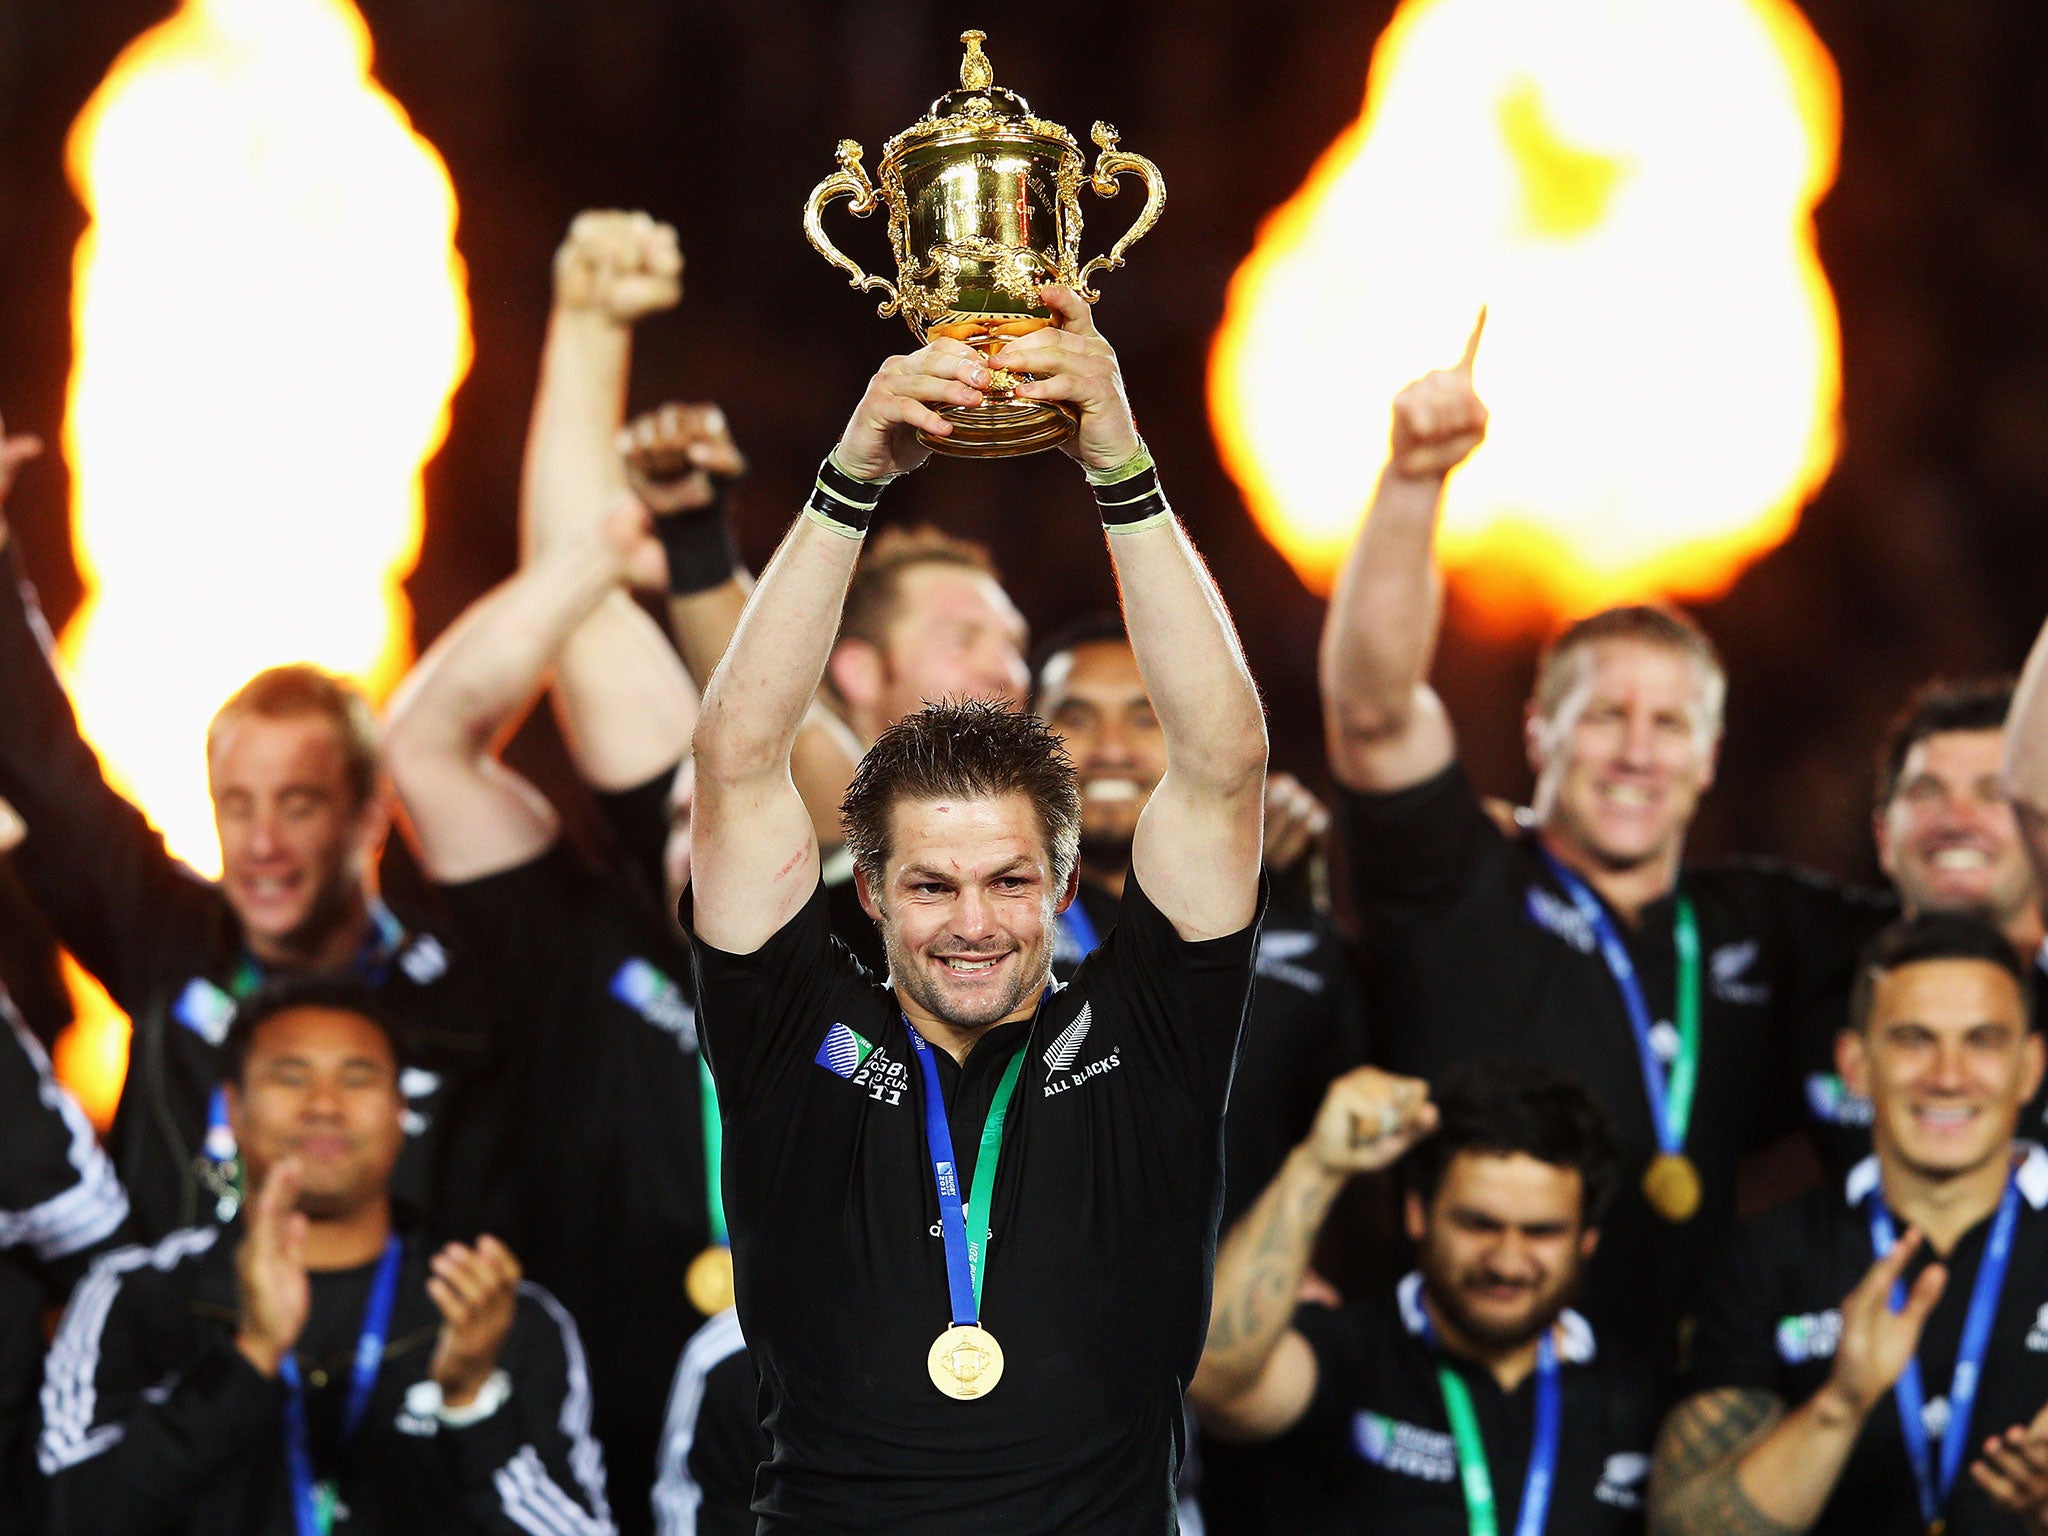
1076;122;1166;302
804;139;903;318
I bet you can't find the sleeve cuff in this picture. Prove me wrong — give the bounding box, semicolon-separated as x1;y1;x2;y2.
427;1369;512;1426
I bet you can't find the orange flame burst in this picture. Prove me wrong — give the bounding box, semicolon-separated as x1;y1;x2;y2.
51;0;470;1122
1210;0;1841;629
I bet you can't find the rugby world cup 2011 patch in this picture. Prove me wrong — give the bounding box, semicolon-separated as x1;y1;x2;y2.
816;1022;877;1078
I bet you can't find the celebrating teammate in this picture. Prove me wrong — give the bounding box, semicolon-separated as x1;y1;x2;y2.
1652;914;2048;1534
1321;326;1882;1367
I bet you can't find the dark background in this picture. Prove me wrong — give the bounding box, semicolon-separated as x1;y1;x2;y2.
2;0;2044;891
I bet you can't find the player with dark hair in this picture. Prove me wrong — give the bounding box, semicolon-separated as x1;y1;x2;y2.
686;283;1267;1530
1797;676;2048;1174
37;978;612;1535
1191;1059;1660;1532
1654;913;2048;1535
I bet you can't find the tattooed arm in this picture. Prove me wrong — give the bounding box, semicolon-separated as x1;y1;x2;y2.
1649;1388;1798;1535
1650;1230;1948;1535
1189;1067;1435;1441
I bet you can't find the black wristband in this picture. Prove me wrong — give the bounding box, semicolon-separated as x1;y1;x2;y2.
805;456;887;535
1093;463;1170;530
653;487;740;598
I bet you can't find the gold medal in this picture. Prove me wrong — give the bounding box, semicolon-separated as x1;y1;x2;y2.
927;1323;1005;1400
685;1245;736;1315
1642;1152;1702;1223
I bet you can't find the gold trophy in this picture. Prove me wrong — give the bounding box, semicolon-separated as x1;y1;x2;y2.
804;30;1165;458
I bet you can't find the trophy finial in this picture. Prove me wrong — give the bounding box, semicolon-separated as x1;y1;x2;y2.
960;31;993;92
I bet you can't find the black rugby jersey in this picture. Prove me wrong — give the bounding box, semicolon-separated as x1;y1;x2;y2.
1252;1274;1658;1535
1684;1144;2048;1536
690;871;1263;1533
1050;877;1371;1232
439;845;716;1536
1343;764;1886;1368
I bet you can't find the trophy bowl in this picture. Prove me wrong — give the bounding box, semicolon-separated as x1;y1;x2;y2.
804;30;1165;459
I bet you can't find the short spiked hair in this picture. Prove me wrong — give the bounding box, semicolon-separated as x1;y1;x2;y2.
1532;604;1726;737
841;699;1080;894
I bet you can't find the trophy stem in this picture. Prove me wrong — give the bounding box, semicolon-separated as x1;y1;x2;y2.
918;397;1077;458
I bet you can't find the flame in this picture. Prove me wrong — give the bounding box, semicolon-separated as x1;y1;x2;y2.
1209;0;1841;629
52;0;470;1124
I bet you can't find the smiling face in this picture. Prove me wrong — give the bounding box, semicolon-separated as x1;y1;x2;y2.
1527;638;1719;875
227;1004;405;1220
1405;1150;1598;1353
209;711;384;964
1876;729;2036;933
1036;639;1163;876
859;792;1070;1036
1842;956;2041;1184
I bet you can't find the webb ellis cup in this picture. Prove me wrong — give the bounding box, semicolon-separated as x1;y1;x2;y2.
804;30;1166;457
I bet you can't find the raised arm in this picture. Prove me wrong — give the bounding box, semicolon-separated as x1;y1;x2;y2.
994;285;1266;939
1319;317;1487;794
619;402;860;851
521;210;697;793
1190;1067;1434;1441
2004;608;2048;901
690;340;990;953
1649;1232;1944;1535
0;418;208;1014
383;512;658;883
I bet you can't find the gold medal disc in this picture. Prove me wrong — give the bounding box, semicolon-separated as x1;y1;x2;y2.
927;1324;1005;1400
685;1246;737;1315
1642;1152;1702;1224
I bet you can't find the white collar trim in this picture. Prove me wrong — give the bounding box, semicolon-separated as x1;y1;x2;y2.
1395;1271;1595;1365
1845;1142;2048;1212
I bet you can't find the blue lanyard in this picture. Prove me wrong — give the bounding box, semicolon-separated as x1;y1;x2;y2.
277;1235;403;1536
1058;899;1102;959
1421;1306;1563;1536
1867;1170;2022;1528
901;1013;1032;1325
1532;847;1689;1156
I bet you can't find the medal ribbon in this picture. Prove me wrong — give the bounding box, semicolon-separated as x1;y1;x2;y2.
902;1019;1029;1322
277;1234;403;1536
697;1054;727;1247
1866;1167;2022;1529
1534;849;1699;1158
1426;1321;1561;1536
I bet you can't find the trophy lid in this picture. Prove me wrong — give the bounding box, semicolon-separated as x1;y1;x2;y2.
925;30;1034;121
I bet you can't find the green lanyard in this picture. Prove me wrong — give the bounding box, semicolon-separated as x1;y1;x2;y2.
1666;896;1701;1143
1438;1367;1500;1534
697;1055;726;1246
1433;1334;1563;1536
963;1047;1028;1311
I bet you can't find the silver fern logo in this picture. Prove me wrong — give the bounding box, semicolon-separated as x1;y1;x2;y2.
1043;1006;1093;1074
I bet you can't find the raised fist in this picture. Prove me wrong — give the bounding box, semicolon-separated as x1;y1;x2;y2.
1389;310;1488;479
553;209;683;323
619;401;748;516
1305;1066;1437;1178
